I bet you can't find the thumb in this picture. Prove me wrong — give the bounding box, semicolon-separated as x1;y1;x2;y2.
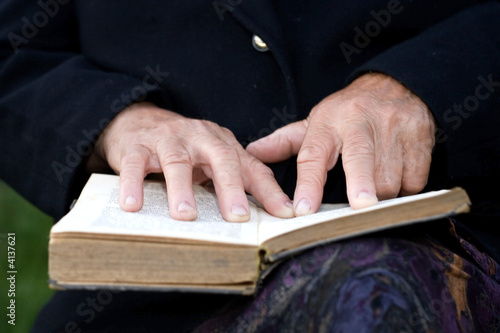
246;120;307;163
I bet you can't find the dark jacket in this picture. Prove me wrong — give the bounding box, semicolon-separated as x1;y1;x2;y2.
1;0;499;258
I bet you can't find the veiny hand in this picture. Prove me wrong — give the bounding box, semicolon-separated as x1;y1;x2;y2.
246;72;436;215
86;102;294;222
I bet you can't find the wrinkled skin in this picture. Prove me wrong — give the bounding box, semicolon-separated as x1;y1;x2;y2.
87;72;436;222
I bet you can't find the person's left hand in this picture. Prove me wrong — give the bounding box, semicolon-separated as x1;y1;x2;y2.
246;72;436;216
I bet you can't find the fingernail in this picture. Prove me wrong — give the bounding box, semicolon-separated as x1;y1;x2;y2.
295;199;311;216
231;205;249;217
357;191;377;200
354;191;378;209
358;191;377;201
273;200;294;218
125;195;137;205
178;201;195;212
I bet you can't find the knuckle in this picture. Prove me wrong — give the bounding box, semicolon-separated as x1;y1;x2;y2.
120;146;149;169
191;119;210;133
247;157;273;175
219;126;235;138
242;158;275;187
197;119;234;138
168;118;212;137
169;117;195;130
198;119;216;128
342;123;374;150
121;152;144;165
208;142;240;159
299;173;326;192
217;180;241;192
159;149;191;166
351;95;375;111
122;145;149;159
297;142;329;165
342;145;373;169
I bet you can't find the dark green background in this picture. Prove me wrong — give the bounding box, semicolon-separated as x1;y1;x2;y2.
0;180;55;333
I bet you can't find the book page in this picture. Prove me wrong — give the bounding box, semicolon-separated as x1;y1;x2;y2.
51;174;259;246
257;190;451;243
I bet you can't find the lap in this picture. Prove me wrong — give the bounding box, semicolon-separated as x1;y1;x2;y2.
31;218;500;333
194;218;500;333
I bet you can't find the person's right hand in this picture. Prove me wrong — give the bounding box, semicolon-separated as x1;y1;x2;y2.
86;102;293;222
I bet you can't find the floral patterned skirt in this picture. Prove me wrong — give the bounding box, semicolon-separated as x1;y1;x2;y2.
193;218;500;333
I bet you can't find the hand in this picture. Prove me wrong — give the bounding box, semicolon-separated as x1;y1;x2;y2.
86;102;293;222
246;72;436;215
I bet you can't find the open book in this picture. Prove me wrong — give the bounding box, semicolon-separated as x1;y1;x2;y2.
48;173;471;295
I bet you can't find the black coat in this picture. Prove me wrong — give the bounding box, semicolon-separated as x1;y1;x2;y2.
1;0;499;258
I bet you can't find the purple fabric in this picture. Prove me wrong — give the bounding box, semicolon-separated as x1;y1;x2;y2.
194;219;500;332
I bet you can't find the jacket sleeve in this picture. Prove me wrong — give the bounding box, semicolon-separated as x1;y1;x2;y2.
0;0;170;219
348;1;500;203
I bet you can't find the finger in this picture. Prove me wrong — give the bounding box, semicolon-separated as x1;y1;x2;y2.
241;156;294;218
157;139;197;221
118;146;149;212
400;116;435;196
373;135;403;200
202;143;250;222
400;145;432;196
246;121;307;163
293;121;340;216
342;123;378;209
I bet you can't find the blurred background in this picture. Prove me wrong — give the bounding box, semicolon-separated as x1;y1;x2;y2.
0;179;55;333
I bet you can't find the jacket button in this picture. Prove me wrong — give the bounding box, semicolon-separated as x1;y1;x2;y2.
252;35;269;52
